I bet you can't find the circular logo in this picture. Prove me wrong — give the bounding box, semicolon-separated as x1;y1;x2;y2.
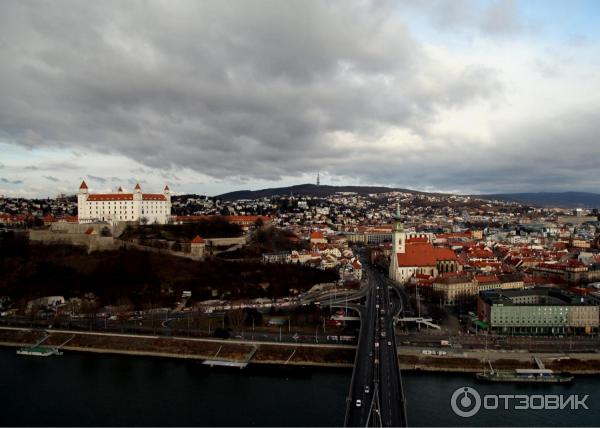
451;387;481;418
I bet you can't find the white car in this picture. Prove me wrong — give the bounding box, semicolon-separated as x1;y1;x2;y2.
365;386;370;394
355;399;362;407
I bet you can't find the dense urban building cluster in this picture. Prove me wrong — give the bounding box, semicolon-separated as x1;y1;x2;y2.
2;182;600;334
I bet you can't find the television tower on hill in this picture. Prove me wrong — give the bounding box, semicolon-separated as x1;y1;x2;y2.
316;170;320;186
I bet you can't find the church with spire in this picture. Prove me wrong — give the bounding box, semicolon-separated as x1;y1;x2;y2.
389;202;462;283
77;180;172;224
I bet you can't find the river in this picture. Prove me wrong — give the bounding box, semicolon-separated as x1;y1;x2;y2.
1;348;599;426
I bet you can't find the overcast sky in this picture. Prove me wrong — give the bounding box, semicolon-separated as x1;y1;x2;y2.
1;0;600;198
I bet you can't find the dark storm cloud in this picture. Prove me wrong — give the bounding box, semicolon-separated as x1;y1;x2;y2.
329;105;600;194
0;1;502;182
1;177;23;185
0;0;595;193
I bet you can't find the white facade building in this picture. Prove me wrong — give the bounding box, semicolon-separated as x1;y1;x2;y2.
77;181;172;224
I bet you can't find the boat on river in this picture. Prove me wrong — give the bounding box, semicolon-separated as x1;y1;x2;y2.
16;346;63;357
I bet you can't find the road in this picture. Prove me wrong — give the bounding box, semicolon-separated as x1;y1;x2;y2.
345;262;407;427
344;276;376;427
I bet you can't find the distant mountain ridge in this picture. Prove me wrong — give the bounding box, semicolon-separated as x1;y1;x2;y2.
479;192;600;208
217;184;418;200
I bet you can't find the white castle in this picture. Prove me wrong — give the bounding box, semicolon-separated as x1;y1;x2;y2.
77;181;172;224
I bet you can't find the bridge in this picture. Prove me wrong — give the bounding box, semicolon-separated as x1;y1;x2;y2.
344;264;408;427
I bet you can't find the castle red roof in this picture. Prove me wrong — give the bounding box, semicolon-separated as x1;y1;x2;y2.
191;235;205;244
86;193;166;201
134;183;141;190
88;194;134;201
79;180;88;189
142;194;167;201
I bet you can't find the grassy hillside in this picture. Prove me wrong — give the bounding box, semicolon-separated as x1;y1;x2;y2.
0;233;338;309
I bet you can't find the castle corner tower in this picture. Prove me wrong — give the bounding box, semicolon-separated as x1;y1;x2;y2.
77;180;89;221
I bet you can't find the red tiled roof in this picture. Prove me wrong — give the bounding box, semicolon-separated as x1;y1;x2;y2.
79;180;88;189
435;232;471;239
88;194;134;201
86;193;167;201
142;194;167;201
310;231;325;239
397;249;437;267
475;275;500;283
175;215;270;224
469;248;494;258
396;242;458;267
0;213;26;222
134;183;141;190
191;235;204;244
407;237;428;244
435;247;459;261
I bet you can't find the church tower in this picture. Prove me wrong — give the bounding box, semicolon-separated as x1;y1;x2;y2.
77;180;89;222
389;201;406;280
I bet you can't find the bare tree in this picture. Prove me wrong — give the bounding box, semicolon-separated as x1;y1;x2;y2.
227;309;247;332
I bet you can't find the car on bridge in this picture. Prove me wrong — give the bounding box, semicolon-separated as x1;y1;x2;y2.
355;399;362;407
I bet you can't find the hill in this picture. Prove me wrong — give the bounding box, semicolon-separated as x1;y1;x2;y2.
480;192;600;208
214;183;600;208
217;183;418;200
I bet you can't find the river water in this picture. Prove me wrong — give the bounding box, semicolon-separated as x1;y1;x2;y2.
1;348;599;426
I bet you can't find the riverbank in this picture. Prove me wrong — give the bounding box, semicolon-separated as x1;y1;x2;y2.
3;326;600;373
0;326;355;368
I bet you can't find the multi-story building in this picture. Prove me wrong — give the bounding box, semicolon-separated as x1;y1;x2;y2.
478;288;599;334
433;273;527;306
531;261;589;283
433;274;477;305
389;205;461;283
77;181;171;224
